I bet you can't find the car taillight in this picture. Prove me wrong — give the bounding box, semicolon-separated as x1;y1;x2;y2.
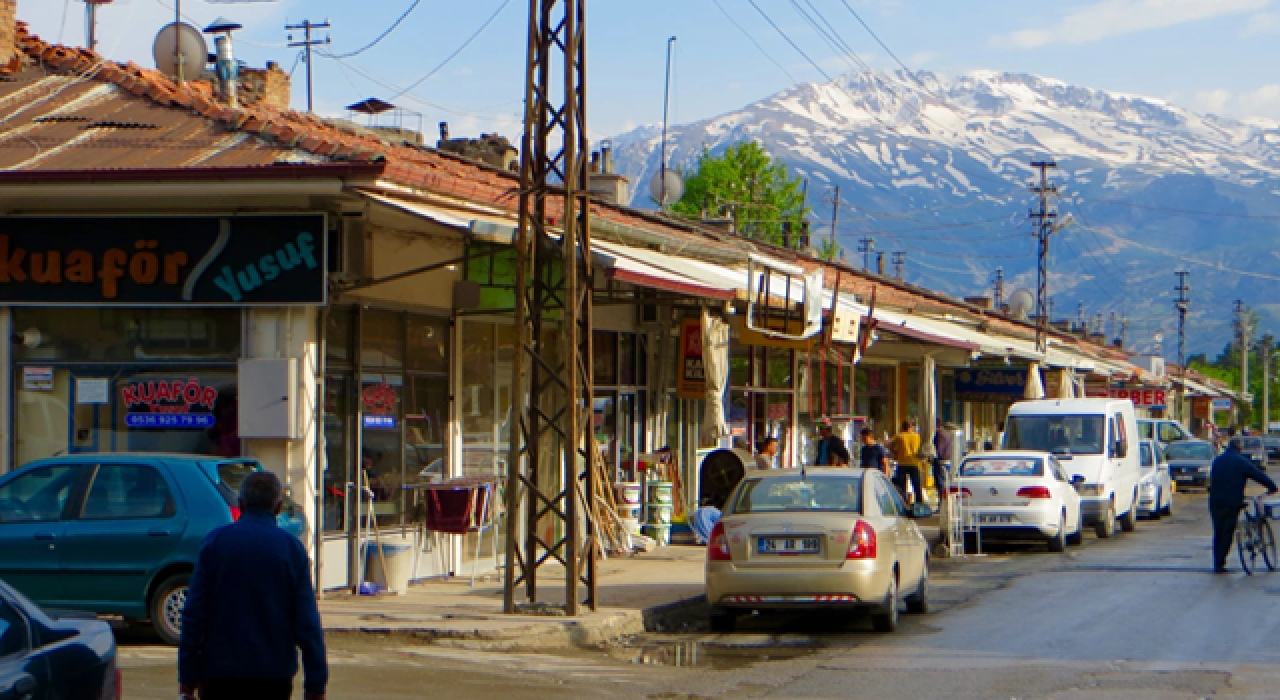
114;668;122;700
1017;486;1053;499
708;522;731;561
847;520;877;560
948;486;972;497
229;505;242;521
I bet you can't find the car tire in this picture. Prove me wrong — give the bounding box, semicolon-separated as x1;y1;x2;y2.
1162;493;1173;517
1047;513;1067;552
871;573;900;633
905;560;929;615
1149;491;1163;521
1066;511;1084;547
150;573;190;646
1096;501;1116;539
1120;491;1138;533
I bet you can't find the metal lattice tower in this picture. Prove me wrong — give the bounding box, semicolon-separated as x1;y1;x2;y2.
1174;270;1190;421
891;252;906;281
1030;160;1058;352
503;0;596;616
992;267;1005;309
858;237;876;272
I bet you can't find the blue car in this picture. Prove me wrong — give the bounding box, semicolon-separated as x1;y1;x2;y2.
0;455;305;645
0;577;119;700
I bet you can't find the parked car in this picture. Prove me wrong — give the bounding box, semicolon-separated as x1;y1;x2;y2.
0;454;306;645
1137;439;1174;519
953;451;1084;552
1164;439;1216;488
1005;399;1143;539
1264;436;1280;467
0;577;119;700
1138;419;1191;446
705;468;931;634
1241;437;1267;469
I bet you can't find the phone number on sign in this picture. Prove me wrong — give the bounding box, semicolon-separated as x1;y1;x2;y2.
125;413;216;428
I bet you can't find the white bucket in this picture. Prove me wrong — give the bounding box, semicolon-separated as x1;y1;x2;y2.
363;534;415;595
619;517;641;536
615;482;643;505
647;504;673;524
643;523;672;546
647;481;673;504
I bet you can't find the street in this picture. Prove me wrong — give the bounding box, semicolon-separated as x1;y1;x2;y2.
119;488;1280;699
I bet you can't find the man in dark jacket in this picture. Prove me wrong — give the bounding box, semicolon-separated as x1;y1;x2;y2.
179;471;328;699
815;423;851;466
1208;438;1279;573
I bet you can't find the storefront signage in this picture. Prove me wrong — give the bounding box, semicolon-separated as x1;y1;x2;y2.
1212;398;1233;412
954;368;1028;403
362;383;398;430
1085;380;1109;398
0;215;326;306
121;377;219;429
22;366;52;391
677;318;705;399
1108;386;1167;408
75;378;109;404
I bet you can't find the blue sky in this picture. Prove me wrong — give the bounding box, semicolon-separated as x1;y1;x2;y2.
19;0;1280;140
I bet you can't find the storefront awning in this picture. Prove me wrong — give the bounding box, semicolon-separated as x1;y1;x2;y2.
593;239;737;300
357;190;518;242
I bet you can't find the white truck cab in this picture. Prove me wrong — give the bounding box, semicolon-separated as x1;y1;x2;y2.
1003;399;1142;538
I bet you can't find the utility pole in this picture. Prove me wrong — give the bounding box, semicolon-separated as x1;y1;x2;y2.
876;252;885;276
1077;302;1085;333
858;237;876;272
1264;342;1271;435
287;19;331;114
658;36;677;208
1174;270;1190;423
1030;160;1060;353
1235;299;1251;430
992;267;1005;308
891;251;906;281
827;185;841;258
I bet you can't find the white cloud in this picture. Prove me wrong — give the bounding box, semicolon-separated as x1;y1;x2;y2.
1241;11;1280;35
991;0;1271;49
1194;89;1233;114
908;51;937;67
1238;84;1280;117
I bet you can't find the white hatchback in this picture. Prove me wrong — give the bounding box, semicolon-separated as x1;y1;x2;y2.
954;451;1085;552
1137;438;1174;519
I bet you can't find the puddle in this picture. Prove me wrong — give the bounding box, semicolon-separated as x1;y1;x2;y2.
606;636;821;669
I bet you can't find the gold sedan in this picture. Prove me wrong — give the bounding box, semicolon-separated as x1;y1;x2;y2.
705;468;932;633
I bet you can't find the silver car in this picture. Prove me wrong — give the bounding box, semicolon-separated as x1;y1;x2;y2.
1138;438;1174;519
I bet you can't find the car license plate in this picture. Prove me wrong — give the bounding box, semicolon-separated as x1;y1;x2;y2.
758;537;820;554
979;514;1014;524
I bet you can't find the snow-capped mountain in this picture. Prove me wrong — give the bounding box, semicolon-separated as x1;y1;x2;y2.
606;71;1280;356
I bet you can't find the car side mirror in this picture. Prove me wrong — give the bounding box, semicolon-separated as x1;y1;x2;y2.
910;503;934;519
1114;441;1127;458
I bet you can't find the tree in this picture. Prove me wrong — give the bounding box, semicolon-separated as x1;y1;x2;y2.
670;141;811;248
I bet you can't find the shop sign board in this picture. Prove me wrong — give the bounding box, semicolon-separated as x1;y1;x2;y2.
1085;381;1110;398
0;215;326;306
953;368;1028;403
75;378;109;404
22;367;53;391
121;377;219;429
1108;386;1168;408
362;383;398;430
677;318;705;399
1212;398;1233;412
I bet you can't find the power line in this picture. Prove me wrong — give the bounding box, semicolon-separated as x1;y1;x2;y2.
746;0;832;82
387;0;512;101
709;0;799;84
324;0;423;59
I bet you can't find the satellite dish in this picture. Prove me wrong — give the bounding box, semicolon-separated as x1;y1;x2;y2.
649;167;685;206
1008;289;1034;319
152;22;209;81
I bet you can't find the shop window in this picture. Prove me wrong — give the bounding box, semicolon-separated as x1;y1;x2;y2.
13;308;240;362
855;365;896;439
906;366;922;426
406;317;448;374
460;321;515;480
729;343;752;387
593;330;618;386
327;308;355;367
405;375;449;484
81;464;175;520
361;310;404;369
765;348;793;389
323;375;352;533
619;333;637;386
360;372;403;526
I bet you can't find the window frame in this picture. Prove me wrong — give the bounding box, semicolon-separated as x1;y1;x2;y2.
0;464;91;524
0;596;30;660
75;462;178;522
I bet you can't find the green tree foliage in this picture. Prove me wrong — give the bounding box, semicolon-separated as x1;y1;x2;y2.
671;142;811;248
1191;331;1280;430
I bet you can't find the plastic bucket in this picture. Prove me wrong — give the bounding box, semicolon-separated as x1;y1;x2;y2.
643;523;672;546
619;517;642;535
647;481;673;504
363;535;415;595
647;504;673;524
615;482;642;505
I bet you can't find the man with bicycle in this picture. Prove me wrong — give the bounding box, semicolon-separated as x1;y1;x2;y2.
1210;438;1279;573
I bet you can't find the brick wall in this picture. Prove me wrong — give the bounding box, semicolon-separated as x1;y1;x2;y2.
238;61;291;110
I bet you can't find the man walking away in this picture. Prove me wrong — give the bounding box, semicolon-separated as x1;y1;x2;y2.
1208;438;1278;573
859;428;891;477
180;471;328;700
890;421;924;504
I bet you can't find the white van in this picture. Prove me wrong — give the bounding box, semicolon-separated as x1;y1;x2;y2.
1002;399;1142;538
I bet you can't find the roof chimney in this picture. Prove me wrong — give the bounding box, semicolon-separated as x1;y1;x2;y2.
439;122;449;143
600;139;614;174
0;0;18;71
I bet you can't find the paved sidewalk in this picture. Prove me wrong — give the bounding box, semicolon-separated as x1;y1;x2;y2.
317;546;706;650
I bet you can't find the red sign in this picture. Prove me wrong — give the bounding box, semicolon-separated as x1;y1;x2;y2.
677;318;705;399
121;377;218;414
362;383;397;416
1109;387;1167;407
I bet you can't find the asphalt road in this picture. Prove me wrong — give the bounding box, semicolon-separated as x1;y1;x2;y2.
120;488;1280;699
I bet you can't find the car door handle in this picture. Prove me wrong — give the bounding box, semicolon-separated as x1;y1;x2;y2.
33;532;56;541
148;528;172;537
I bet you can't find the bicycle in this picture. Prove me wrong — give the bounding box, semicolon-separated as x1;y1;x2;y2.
1236;495;1278;575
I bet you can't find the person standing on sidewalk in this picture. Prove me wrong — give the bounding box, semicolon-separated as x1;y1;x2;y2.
858;428;891;477
890;421;925;504
815;422;851;466
179;471;328;700
1208;438;1278;573
756;437;780;469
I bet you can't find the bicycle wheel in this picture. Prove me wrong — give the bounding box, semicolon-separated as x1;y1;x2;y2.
1260;518;1277;572
1238;515;1255;576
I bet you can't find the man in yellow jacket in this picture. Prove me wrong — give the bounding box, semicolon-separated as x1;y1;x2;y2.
889;421;924;505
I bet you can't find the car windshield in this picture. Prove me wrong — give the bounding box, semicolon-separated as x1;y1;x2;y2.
213;460;263;504
1005;414;1106;455
959;457;1043;477
1164;442;1213;460
1138;422;1153;439
1243;438;1263;449
1140;443;1154;467
730;475;862;514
